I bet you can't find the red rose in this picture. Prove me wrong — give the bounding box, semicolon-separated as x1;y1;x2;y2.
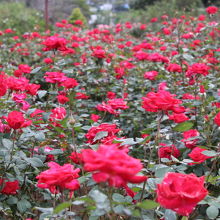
188;147;212;164
168;113;189;123
44;72;67;84
142;90;184;113
0;74;7;96
0;179;20;195
50;107;66;120
91;49;106;59
42;36;67;51
158;143;180;159
107;91;116;99
214;112;220;126
69;152;83;164
57;95;69;104
166;63;182;73
18;64;31;74
75;92;89;99
36;162;80;194
107;98;129;110
6;111;32;130
26;83;40;96
181;129;199;149
82;144;147;187
186;63;210;77
144;71;158;80
206;6;218;15
85;123;120;144
156;172;208;216
90;114;100;122
61;77;78;89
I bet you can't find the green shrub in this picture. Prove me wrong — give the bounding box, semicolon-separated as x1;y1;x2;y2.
68;7;87;26
0;2;45;34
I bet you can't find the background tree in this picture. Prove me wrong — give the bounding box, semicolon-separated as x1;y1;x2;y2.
68;7;87;25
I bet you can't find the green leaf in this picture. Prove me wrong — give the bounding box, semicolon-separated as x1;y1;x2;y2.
93;131;108;142
35;131;46;141
17;199;31;213
173;121;193;132
120;138;137;146
155;166;174;178
164;209;176;220
7;196;18;205
2;138;13;149
37;90;47;99
89;189;110;212
31;66;41;74
112;193;125;203
137;200;159;209
53;202;72;214
25;157;44;168
202;150;218;157
206;206;219;219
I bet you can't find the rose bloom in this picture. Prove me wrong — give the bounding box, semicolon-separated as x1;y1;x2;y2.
142;90;185;113
85;123;120;144
61;77;78;89
42;36;67;51
69;152;83;164
82;144;147;187
6;111;32;130
156;172;208;216
44;72;67;84
214;112;220;126
96;102;118;115
206;6;218;14
91;49;106;59
188;147;212;165
168;113;189;123
36;162;80;194
75;92;89;99
26;83;40;96
107;98;129;110
107;91;116;99
166;63;182;73
43;58;53;64
0;74;7;96
181;129;199;149
57;95;69;104
90;114;100;122
50;107;66;120
158;143;180;159
186;63;210;77
18;64;31;74
144;71;158;80
0;179;19;195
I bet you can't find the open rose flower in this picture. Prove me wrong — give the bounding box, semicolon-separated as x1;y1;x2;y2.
6;111;32;130
156;172;208;216
158;143;180;159
0;179;20;195
36;162;80;194
214;112;220;126
188;147;213;165
82;144;147;187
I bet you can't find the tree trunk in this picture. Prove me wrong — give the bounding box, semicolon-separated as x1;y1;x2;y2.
45;0;49;30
